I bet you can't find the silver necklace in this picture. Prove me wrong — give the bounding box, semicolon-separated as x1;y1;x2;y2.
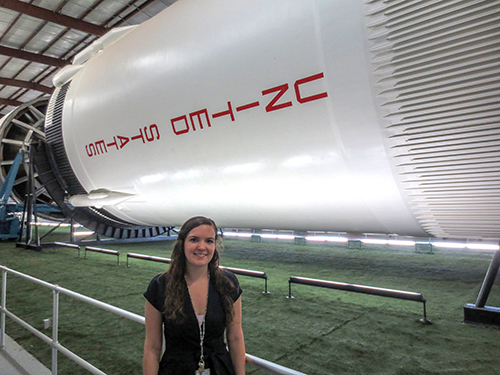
185;273;210;374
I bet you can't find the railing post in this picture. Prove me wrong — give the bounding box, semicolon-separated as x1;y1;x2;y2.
420;300;431;324
52;287;60;375
1;268;6;350
286;279;293;299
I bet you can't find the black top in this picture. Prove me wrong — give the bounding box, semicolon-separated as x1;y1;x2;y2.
144;270;242;375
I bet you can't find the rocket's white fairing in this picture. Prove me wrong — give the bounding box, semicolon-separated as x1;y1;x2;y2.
45;0;500;239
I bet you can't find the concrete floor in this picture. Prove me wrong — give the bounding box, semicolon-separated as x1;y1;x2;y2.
0;334;51;375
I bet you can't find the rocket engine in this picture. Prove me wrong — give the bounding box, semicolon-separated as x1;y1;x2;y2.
36;0;500;240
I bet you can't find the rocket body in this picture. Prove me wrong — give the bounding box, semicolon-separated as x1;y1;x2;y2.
45;0;500;239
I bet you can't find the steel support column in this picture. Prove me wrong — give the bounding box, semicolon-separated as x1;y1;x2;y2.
464;243;500;328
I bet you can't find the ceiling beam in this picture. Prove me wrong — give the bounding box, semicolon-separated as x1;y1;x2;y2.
0;45;68;67
0;98;23;107
0;77;53;94
114;0;158;26
0;0;107;36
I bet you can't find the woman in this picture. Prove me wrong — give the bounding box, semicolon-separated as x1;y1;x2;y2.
143;216;246;375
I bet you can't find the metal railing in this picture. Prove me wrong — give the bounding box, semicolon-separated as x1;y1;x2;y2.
84;246;120;265
288;276;429;323
0;265;305;375
127;252;270;293
53;242;81;257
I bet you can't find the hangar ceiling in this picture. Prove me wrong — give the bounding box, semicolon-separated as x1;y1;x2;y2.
0;0;178;118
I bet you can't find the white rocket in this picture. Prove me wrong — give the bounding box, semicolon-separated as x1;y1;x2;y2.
37;0;500;240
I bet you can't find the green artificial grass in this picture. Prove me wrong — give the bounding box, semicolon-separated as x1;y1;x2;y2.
0;228;499;374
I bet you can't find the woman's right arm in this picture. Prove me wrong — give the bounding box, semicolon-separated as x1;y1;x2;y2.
143;300;163;375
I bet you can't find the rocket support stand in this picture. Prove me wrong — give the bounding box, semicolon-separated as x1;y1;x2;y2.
464;242;500;328
16;146;42;251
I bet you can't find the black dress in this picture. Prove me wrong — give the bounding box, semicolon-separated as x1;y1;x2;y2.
144;270;242;375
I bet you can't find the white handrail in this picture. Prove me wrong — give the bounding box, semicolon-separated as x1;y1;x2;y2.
0;265;306;375
246;354;307;375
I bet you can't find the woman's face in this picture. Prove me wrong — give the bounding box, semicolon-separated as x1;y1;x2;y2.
184;224;216;269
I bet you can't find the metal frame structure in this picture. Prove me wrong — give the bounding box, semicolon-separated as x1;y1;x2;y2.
16;144;41;251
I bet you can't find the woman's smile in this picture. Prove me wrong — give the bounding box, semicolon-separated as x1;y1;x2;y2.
184;225;216;267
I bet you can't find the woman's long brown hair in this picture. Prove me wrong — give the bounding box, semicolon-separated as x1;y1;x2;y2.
162;216;236;325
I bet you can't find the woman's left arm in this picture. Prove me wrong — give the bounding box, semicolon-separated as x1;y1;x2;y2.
226;297;246;375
